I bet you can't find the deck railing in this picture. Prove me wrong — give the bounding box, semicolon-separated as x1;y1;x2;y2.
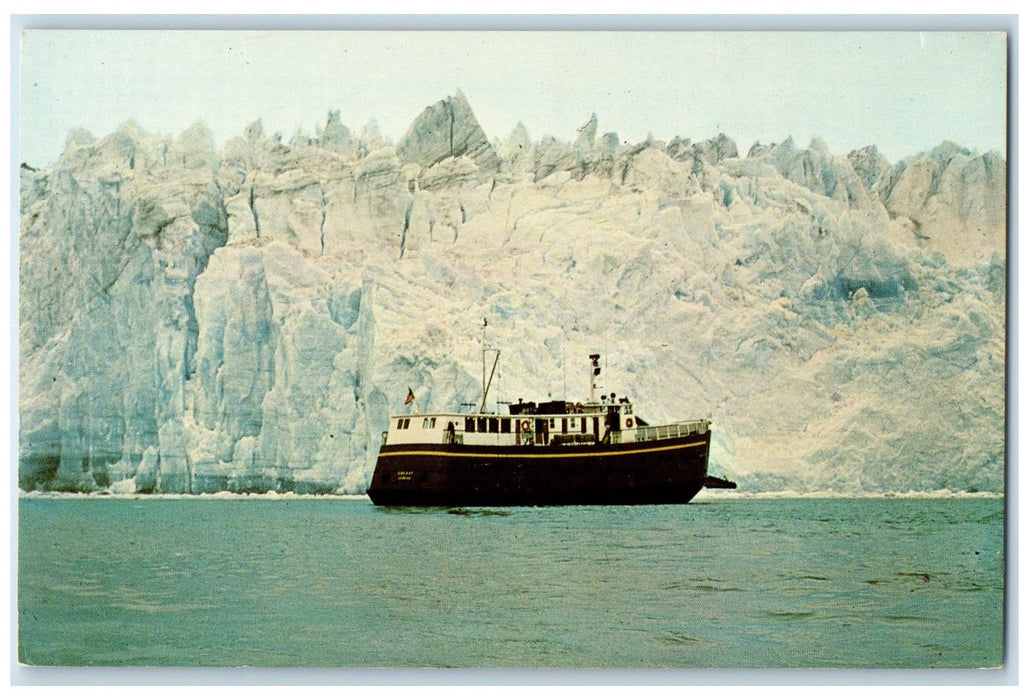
634;420;709;443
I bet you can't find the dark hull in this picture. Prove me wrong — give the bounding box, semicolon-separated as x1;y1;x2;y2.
366;433;710;507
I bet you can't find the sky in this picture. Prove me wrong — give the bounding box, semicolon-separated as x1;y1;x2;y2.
17;29;1009;168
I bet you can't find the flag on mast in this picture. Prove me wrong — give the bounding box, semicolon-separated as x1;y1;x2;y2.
404;388;415;405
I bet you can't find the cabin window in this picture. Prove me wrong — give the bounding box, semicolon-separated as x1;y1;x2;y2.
397;418;411;430
477;417;487;433
581;417;588;434
549;418;555;428
501;418;511;433
561;418;568;433
422;417;437;429
489;417;499;433
465;417;475;432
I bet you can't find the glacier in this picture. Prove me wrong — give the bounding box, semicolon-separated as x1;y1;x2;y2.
18;91;1007;495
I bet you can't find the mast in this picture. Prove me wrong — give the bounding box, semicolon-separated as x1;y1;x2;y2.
589;353;601;403
479;319;500;413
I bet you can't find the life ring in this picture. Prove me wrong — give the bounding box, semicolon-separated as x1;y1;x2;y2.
625;417;634;428
520;419;531;432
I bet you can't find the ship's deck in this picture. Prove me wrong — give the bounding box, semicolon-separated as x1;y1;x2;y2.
384;405;709;449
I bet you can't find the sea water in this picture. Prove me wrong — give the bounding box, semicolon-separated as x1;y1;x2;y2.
17;494;1004;669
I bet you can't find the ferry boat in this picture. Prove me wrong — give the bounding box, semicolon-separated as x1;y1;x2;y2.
367;336;712;507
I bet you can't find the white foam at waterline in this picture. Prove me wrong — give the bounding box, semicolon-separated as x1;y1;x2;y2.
19;488;1001;501
17;489;373;501
693;488;1003;501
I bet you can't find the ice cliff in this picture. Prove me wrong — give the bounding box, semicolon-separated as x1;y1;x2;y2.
18;94;1007;494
